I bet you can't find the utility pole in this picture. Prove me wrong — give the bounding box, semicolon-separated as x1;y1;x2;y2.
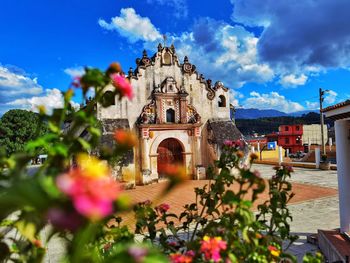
319;88;329;155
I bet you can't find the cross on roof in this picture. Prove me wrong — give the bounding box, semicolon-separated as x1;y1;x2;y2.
163;34;167;47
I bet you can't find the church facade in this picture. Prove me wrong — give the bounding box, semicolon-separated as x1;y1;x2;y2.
97;44;243;185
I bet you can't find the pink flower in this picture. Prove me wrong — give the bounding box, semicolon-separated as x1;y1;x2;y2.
224;140;233;147
56;155;120;221
223;139;245;150
157;203;170;213
128;246;148;263
200;236;227;262
111;73;133;100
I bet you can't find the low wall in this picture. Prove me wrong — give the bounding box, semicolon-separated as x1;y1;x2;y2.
254;160;337;170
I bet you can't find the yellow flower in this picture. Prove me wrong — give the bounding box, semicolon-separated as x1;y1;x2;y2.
77;153;109;178
203;235;210;241
271;250;280;257
268;245;280;257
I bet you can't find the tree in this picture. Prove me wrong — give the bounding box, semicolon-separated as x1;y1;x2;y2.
0;109;48;156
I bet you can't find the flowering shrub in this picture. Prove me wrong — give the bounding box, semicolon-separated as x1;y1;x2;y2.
0;63;323;262
56;154;120;221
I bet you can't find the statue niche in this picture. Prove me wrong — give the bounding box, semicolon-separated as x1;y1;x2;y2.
161;77;178;93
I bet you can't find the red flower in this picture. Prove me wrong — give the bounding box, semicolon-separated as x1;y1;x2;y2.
71;76;81;88
113;129;137;148
158;164;187;180
170;253;193;263
157;203;170;213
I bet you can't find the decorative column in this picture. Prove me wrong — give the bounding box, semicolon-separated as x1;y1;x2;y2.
141;128;151;184
194;127;202;166
179;95;188;124
335;120;350;233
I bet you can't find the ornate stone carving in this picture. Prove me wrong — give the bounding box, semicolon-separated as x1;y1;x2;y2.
170;43;176;54
136;50;151;68
157;43;162;52
182;56;196;75
206;79;215;100
138;100;156;124
213;81;228;91
128;67;133;78
187;104;201;123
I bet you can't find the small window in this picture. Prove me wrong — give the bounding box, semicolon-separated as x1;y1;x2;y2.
285;126;289;131
218;95;226;107
296;126;300;131
190;84;193;91
285;138;290;144
166;108;175;123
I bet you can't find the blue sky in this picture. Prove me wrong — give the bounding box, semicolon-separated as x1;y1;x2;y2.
1;0;350;115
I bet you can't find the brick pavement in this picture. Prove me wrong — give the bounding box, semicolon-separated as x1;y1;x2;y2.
118;168;338;227
44;164;340;262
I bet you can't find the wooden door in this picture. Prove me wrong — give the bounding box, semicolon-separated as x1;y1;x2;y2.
157;138;183;177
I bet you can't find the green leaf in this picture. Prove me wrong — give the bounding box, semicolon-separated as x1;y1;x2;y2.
77;138;91;151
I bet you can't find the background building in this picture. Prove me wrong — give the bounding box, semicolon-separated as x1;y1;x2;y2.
302;124;328;146
265;124;328;154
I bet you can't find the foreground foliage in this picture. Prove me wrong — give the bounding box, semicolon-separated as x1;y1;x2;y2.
0;64;322;262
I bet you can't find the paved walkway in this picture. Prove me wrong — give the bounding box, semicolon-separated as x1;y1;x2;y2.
255;164;339;261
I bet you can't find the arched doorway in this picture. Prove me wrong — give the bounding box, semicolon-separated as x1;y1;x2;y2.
157;138;184;178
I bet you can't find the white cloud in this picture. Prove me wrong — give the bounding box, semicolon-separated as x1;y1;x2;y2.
305;90;337;110
99;11;274;88
64;66;85;78
0;65;81;115
146;0;188;18
0;65;43;99
229;89;244;107
324;90;337;104
98;8;162;43
6;88;80;113
306;101;319;110
243;91;304;113
169;21;274;88
280;74;307;88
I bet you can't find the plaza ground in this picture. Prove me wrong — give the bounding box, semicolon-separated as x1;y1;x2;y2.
44;164;340;262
